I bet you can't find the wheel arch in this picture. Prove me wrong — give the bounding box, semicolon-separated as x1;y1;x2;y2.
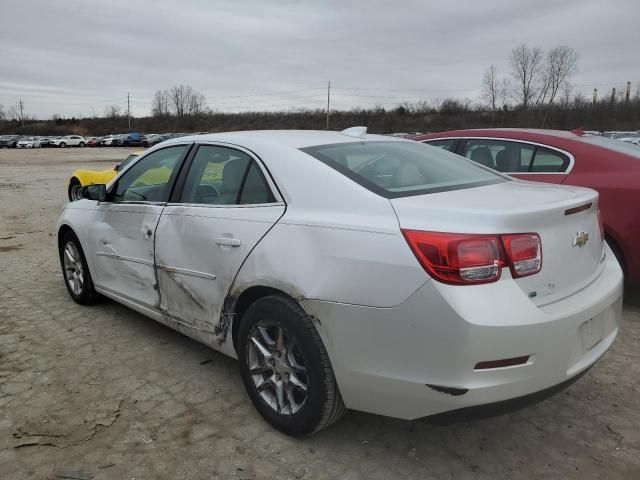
228;285;304;353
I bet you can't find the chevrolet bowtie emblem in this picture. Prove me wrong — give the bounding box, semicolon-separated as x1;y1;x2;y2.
573;231;589;248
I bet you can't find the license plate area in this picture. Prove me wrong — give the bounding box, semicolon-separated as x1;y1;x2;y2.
580;317;604;352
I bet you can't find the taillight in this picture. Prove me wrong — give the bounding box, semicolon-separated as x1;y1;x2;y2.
402;230;542;285
401;231;504;285
501;233;542;278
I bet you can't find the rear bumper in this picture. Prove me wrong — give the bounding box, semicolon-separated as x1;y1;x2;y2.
304;247;623;420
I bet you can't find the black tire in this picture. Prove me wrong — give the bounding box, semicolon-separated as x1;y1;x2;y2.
59;230;99;305
68;178;83;202
60;142;66;148
79;142;85;148
238;295;345;436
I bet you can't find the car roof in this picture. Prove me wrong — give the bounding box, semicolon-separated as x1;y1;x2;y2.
159;129;404;150
415;128;582;142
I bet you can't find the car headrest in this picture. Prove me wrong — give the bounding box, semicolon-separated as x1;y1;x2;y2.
495;149;519;172
470;146;495;168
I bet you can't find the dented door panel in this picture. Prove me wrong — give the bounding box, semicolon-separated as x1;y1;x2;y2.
154;204;285;332
88;203;164;307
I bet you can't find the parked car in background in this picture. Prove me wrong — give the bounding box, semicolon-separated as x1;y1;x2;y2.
16;136;42;148
67;150;144;201
57;129;622;436
0;135;21;148
414;128;640;285
87;136;103;147
39;137;55;148
116;132;143;146
100;136;118;146
51;135;86;148
143;133;172;147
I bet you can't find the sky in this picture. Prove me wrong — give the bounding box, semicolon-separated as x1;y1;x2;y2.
0;0;638;119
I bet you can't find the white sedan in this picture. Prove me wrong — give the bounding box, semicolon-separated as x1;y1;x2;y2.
16;136;42;148
56;128;623;436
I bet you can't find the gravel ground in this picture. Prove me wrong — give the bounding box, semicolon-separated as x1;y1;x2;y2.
0;147;639;480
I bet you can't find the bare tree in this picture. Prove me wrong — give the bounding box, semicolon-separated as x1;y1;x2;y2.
105;104;122;118
152;89;170;117
0;104;5;121
537;46;578;107
169;85;207;117
510;44;544;109
481;65;500;113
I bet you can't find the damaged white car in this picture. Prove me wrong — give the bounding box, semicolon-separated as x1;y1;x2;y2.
57;128;623;436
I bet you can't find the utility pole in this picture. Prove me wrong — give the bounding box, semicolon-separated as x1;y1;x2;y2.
19;98;24;127
127;92;131;129
326;81;331;130
592;88;598;105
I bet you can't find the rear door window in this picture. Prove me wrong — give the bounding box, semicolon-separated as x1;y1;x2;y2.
462;139;535;173
530;147;570;172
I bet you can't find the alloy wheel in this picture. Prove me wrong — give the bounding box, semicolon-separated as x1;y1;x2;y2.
63;241;84;295
247;322;309;415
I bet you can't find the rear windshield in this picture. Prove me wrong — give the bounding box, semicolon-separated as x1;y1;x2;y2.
301;141;505;198
577;136;640;159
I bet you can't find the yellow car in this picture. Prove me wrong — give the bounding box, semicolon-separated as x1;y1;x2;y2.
68;151;145;201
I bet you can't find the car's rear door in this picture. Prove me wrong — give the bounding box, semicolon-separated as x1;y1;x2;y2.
154;143;285;334
87;144;191;308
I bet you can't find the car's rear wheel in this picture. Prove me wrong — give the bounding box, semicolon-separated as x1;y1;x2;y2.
68;178;83;202
59;231;99;305
238;295;345;436
79;142;85;147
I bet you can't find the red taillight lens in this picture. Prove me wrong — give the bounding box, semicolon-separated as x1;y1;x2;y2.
401;231;504;285
402;230;543;284
502;233;542;278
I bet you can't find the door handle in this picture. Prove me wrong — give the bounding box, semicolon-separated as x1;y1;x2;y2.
215;237;241;247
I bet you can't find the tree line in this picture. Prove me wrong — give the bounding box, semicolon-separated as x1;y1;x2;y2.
1;44;638;135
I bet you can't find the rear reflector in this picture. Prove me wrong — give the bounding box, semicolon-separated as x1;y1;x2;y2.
565;202;592;216
474;355;530;370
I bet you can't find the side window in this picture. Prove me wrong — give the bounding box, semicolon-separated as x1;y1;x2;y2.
424;139;455;151
462;139;534;173
180;145;274;205
113;145;186;203
530;147;570;173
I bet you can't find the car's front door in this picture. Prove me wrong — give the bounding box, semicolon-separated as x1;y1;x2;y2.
154;144;285;335
88;144;191;308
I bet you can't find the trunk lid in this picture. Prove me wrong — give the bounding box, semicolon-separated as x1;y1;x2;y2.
391;180;604;304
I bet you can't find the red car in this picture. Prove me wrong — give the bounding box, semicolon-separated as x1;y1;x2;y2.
413;129;640;285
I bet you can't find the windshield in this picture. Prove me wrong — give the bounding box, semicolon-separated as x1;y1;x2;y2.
577;136;640;159
301;141;505;198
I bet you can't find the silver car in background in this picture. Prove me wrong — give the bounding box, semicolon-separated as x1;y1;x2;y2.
56;128;622;436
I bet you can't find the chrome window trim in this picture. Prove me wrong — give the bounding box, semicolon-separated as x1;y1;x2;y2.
422;137;575;174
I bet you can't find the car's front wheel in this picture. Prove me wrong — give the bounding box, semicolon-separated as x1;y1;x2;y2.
68;178;83;202
238;295;345;436
60;142;66;148
59;231;99;305
79;142;85;147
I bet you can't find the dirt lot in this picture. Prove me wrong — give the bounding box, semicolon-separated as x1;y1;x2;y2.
0;147;639;480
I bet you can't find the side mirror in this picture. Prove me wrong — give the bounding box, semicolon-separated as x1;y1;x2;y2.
83;184;107;202
114;164;120;172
